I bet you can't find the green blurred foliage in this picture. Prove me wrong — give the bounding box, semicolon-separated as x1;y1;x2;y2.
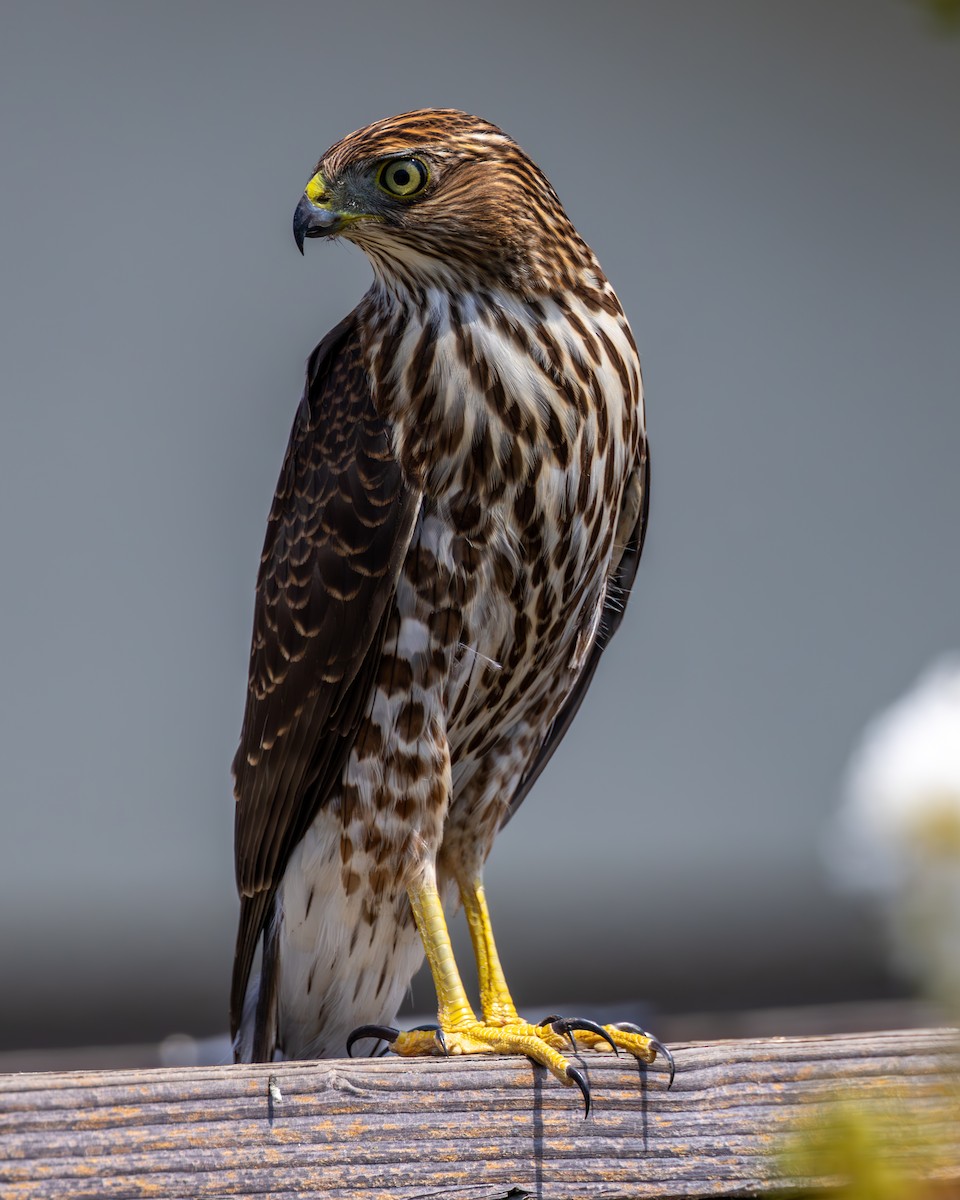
781;1084;960;1199
915;0;960;29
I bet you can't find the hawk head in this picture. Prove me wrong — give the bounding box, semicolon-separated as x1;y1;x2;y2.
292;108;586;291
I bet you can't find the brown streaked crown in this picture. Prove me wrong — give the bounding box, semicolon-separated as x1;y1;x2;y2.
309;108;595;292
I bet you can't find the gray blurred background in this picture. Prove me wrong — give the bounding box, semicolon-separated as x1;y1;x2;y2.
1;1;957;1060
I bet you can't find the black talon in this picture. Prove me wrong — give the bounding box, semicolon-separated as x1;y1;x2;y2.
548;1017;619;1055
346;1024;399;1057
652;1039;676;1089
537;1014;576;1051
611;1022;675;1087
566;1065;591;1118
410;1023;448;1056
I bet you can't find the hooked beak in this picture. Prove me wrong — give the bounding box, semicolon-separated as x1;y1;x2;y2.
292;194;341;254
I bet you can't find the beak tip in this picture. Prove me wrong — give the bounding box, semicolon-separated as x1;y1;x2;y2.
293;193;339;253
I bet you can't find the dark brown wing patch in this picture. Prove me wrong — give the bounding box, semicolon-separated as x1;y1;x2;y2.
231;310;420;1033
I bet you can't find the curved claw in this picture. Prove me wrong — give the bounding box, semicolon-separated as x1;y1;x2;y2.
537;1014;575;1050
410;1023;448;1056
346;1024;399;1057
611;1022;676;1087
542;1016;619;1055
566;1064;591;1118
611;1020;647;1035
652;1039;676;1089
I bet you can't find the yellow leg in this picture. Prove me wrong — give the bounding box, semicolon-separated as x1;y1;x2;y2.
459;876;520;1025
387;872;578;1088
409;879;477;1031
349;867;672;1108
458;871;665;1072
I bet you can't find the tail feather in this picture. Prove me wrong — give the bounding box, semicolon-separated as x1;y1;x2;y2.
231;890;275;1060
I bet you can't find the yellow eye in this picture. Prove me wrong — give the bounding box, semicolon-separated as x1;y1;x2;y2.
377;157;429;198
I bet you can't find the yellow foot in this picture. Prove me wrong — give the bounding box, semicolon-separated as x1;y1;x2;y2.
348;1018;593;1111
543;1017;675;1087
347;1016;673;1114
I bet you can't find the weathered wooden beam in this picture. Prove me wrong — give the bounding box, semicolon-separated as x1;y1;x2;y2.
1;1029;957;1199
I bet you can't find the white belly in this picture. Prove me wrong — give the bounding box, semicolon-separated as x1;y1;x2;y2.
273;810;426;1059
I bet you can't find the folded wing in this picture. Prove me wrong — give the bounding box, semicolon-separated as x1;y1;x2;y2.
231;311;420;1036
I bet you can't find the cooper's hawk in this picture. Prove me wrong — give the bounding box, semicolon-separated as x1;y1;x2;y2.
231;109;669;1109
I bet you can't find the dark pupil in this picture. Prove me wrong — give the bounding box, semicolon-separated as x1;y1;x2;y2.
392;167;411;188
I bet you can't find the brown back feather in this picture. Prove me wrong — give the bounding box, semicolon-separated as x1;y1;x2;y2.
230;310;420;1036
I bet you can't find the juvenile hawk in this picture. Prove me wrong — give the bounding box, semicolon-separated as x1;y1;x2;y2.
231;109;668;1108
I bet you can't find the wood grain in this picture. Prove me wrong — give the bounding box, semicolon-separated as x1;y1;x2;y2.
1;1029;957;1199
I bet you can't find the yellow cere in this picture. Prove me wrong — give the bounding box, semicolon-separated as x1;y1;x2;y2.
305;174;329;206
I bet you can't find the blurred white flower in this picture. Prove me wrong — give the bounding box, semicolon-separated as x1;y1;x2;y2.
827;657;960;1004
